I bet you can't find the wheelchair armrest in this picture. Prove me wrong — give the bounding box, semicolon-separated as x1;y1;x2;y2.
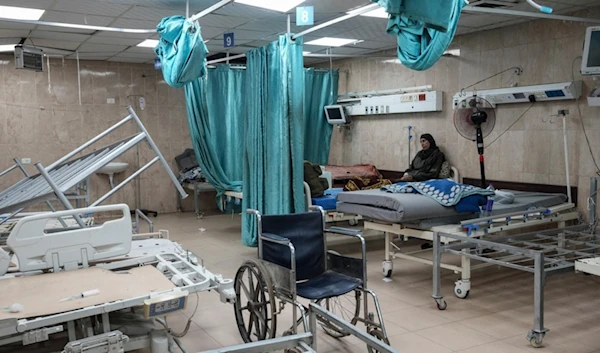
326;226;362;237
261;232;291;245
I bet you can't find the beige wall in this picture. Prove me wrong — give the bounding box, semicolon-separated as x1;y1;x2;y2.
0;54;211;214
327;7;600;220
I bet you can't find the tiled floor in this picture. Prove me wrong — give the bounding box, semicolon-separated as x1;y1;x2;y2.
142;211;600;353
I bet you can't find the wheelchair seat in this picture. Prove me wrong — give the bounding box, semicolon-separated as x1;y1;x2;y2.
296;270;361;300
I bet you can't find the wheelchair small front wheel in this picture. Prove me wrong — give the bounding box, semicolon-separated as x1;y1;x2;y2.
366;328;390;353
234;259;277;343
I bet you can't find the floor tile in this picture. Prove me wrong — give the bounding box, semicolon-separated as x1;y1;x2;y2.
415;322;497;351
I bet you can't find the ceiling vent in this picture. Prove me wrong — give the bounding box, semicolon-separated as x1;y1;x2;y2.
469;0;518;8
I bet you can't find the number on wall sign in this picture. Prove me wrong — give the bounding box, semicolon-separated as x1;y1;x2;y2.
296;6;314;26
224;33;234;48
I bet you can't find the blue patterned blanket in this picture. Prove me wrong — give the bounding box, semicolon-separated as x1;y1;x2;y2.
382;179;494;207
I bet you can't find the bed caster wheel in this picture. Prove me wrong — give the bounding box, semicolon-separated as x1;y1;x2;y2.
454;280;470;299
382;261;393;278
435;299;447;310
348;219;358;226
527;331;545;348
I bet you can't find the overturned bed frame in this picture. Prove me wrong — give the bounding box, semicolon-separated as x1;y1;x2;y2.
0;106;187;231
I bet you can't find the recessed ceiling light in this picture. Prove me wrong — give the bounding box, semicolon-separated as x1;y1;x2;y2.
356;7;388;18
137;39;159;48
235;0;305;13
0;44;16;52
305;37;360;47
0;5;45;21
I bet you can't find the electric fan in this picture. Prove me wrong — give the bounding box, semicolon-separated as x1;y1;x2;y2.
453;95;496;188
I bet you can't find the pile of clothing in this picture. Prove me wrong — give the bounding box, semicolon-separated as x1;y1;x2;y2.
177;166;206;184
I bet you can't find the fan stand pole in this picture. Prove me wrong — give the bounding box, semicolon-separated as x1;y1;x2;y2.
476;125;487;188
562;116;572;204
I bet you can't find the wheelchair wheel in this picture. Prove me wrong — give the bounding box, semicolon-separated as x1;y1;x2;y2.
234;259;277;343
320;291;361;338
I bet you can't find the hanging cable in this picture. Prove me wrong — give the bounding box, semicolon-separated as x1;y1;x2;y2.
485;102;535;148
460;67;523;96
572;56;600;176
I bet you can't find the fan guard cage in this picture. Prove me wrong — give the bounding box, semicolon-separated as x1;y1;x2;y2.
453;96;496;141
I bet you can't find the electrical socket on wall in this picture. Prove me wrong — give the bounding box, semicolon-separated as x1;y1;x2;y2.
21;158;31;165
558;109;569;116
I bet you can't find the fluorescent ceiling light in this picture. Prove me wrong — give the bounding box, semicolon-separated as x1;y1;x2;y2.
443;49;461;56
303;51;311;55
235;0;305;13
0;5;45;21
357;7;388;18
137;39;159;48
305;37;360;47
0;44;16;52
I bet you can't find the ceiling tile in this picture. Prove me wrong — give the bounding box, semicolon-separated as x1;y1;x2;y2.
52;0;133;17
0;38;20;45
35;25;95;34
198;14;253;29
109;18;159;30
0;21;36;30
0;30;31;38
30;30;91;43
120;6;178;22
0;0;53;9
335;24;390;41
26;38;80;51
198;26;228;40
213;2;282;19
236;19;288;32
77;43;129;53
86;35;145;46
40;10;115;26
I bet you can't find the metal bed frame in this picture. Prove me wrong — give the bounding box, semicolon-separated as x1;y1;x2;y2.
0;106;187;228
430;178;600;348
431;224;597;347
367;201;579;291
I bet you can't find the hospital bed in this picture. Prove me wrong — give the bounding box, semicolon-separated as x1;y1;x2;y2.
0;204;235;353
0;105;188;229
336;177;580;296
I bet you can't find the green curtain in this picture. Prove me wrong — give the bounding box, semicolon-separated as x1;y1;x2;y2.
304;69;339;165
242;34;306;247
184;66;244;204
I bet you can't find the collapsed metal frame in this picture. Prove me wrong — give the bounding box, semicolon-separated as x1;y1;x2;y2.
0;106;187;228
200;303;398;353
431;223;599;347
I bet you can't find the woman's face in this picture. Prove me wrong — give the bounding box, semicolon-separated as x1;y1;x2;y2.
420;138;430;150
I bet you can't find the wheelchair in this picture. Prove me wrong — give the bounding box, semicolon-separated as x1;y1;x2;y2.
233;206;389;352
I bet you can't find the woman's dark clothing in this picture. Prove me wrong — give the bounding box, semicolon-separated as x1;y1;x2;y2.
405;134;445;182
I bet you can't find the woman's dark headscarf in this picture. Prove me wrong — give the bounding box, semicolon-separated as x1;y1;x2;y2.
419;133;439;158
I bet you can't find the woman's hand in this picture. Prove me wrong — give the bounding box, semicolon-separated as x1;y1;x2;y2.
400;174;413;181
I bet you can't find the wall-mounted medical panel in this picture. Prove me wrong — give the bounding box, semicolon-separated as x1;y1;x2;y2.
339;91;443;116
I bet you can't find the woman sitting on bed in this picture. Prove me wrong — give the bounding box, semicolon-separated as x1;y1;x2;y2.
400;133;445;182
